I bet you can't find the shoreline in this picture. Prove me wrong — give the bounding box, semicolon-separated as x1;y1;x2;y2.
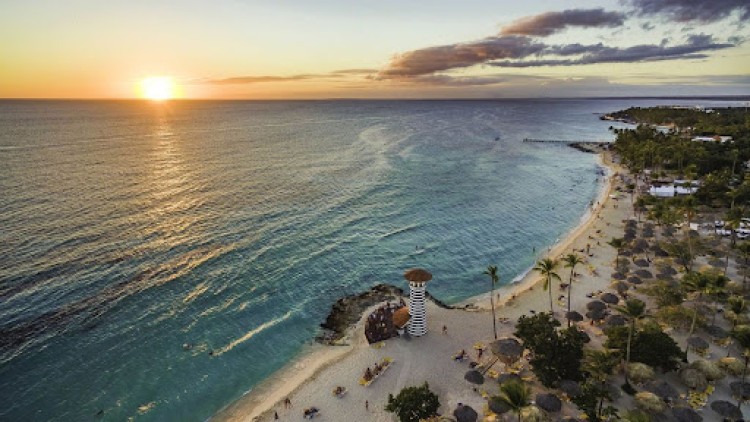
212;148;621;422
463;148;615;310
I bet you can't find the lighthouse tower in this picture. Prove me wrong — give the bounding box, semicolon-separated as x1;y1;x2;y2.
404;268;432;337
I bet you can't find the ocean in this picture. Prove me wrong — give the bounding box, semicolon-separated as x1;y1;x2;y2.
0;98;739;421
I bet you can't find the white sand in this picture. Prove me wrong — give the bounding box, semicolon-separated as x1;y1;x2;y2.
212;151;638;422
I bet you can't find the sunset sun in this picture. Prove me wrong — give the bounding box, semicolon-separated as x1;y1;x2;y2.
139;77;175;100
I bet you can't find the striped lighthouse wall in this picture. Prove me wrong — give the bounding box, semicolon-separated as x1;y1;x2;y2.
408;281;427;337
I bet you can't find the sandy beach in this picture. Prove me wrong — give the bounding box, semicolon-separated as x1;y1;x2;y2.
212;149;633;422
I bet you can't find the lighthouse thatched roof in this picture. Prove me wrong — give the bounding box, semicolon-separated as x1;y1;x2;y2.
404;268;432;282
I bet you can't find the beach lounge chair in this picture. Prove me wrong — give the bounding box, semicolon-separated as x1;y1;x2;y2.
359;358;393;386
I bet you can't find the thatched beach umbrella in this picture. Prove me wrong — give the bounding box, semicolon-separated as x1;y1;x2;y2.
535;393;562;413
710;400;743;420
605;314;627;327
453;404;478;422
404;268;432;282
612;283;629;295
708;258;725;268
627;362;655;384
558;380;581;398
489;337;524;366
634;269;653;279
654;247;669;257
730;381;750;401
464;369;484;385
687;336;709;351
658;265;677;275
624;232;636;242
612;272;626;280
646;381;679;400
634;259;650;267
586;309;607;322
587;300;606;311
566;311;584;323
719;357;745;376
488;397;511;414
679;367;708;391
635;391;666;413
632;245;646;254
634;239;649;249
642;230;654;239
672;407;703;422
705;325;729;340
392;307;410;329
656;273;677;284
600;293;619;304
627;275;643;285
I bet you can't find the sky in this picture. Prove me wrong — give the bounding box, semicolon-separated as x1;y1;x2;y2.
1;0;749;99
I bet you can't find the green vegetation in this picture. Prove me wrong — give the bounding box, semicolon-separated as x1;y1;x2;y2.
514;312;588;386
604;322;683;372
492;379;531;422
385;382;440;422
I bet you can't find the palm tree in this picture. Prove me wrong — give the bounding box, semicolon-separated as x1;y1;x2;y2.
608;238;625;268
582;349;620;418
484;265;500;340
493;379;531;422
726;296;746;357
732;327;750;408
738;242;750;291
534;258;560;314
614;299;646;386
708;274;729;325
681;196;698;272
726;208;742;248
562;253;584;327
681;271;711;359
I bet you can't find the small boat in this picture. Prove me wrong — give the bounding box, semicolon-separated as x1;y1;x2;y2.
494;136;500;141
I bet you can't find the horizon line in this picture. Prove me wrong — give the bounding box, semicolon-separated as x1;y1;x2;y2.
1;95;749;102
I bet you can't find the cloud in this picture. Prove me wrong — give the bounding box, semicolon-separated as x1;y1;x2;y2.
625;0;750;23
380;35;546;77
404;74;549;87
197;69;377;84
207;75;320;84
380;33;734;76
501;8;626;37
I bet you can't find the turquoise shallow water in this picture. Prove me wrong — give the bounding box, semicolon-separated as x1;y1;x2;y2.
0;99;739;421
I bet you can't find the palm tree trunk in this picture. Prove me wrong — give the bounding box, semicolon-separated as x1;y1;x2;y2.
625;320;634;385
548;276;554;314
685;302;699;362
490;283;497;340
567;268;574;327
739;355;748;409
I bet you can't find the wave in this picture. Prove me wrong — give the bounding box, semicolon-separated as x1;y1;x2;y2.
212;310;294;356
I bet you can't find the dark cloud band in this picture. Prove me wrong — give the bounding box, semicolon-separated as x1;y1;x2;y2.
380;34;734;77
626;0;750;23
501;8;626;37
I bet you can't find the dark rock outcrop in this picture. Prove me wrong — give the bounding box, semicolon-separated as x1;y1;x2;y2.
316;283;454;344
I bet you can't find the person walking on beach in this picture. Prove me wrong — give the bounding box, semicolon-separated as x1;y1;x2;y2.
284;397;291;408
442;325;447;334
274;410;279;420
365;400;369;411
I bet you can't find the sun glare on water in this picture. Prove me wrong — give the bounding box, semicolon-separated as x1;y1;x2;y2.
140;77;175;101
